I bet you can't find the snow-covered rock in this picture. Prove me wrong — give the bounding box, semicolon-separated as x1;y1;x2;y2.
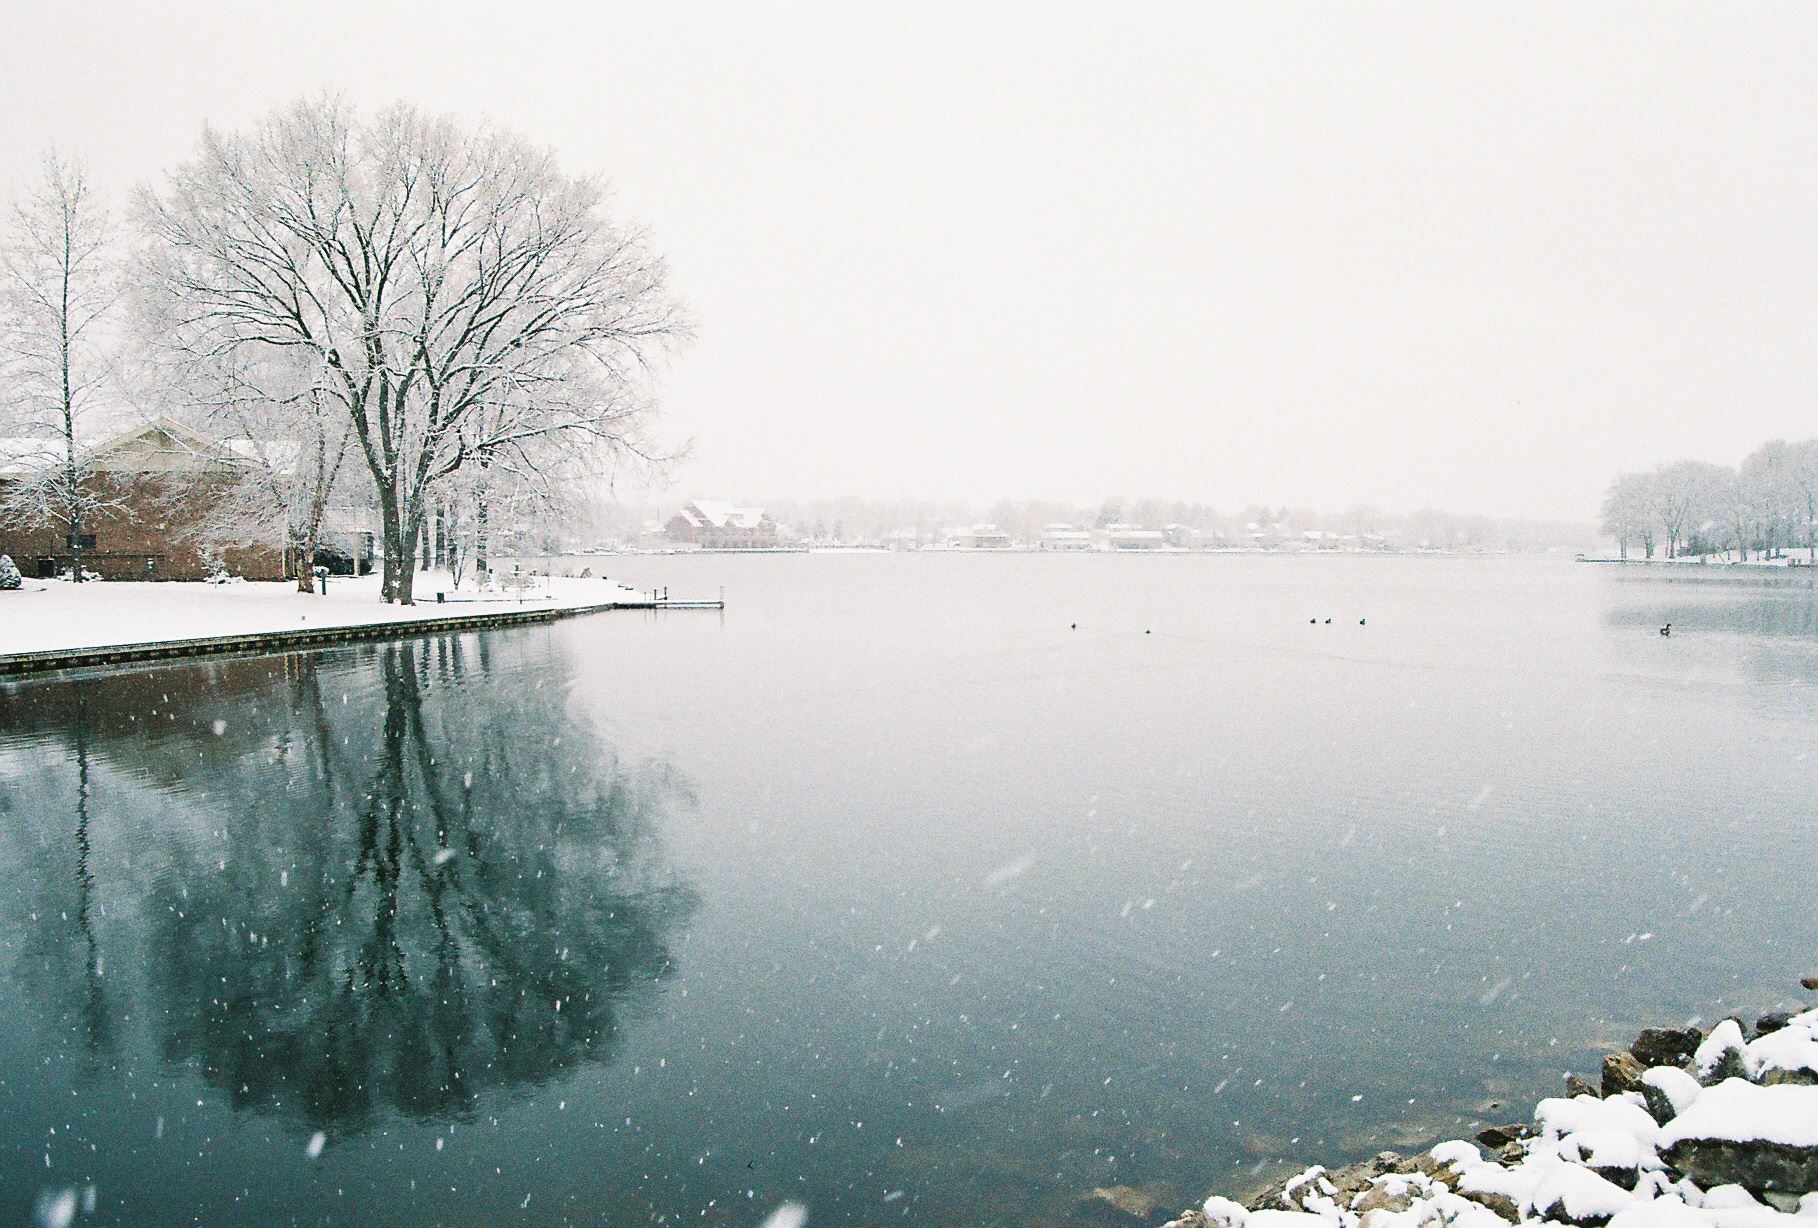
1744;1019;1818;1086
1645;1067;1707;1123
1169;1005;1818;1228
1698;1021;1752;1084
1660;1079;1818;1193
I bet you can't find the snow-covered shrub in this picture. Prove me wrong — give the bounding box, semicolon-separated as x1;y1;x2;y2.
0;555;20;590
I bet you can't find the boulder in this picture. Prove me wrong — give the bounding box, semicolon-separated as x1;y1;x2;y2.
1638;1066;1704;1126
1602;1051;1647;1097
1661;1137;1818;1195
1659;1079;1818;1194
1476;1123;1533;1150
1631;1027;1702;1070
1762;1067;1818;1087
1692;1020;1749;1085
1458;1187;1521;1223
1565;1074;1599;1099
1527;1162;1639;1225
1744;1019;1818;1085
1408;1148;1469;1189
1754;1011;1794;1038
1350;1182;1415;1216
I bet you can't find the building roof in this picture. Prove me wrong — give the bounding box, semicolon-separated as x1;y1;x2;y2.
0;438;61;476
680;500;769;529
0;418;256;477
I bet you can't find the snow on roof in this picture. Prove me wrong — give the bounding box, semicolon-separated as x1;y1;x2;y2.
1;418;262;476
684;500;768;529
0;438;62;475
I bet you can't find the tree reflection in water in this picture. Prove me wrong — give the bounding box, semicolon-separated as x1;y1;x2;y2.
0;634;697;1134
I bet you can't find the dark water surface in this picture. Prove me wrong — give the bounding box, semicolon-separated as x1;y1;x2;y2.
2;555;1815;1226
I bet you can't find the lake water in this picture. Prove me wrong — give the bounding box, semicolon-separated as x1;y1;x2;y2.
2;554;1816;1227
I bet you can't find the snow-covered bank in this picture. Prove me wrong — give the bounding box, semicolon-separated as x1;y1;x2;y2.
0;571;660;657
1168;1005;1818;1227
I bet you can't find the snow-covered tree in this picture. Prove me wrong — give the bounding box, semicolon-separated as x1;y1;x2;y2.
0;554;21;590
1786;439;1818;563
1649;460;1727;559
138;98;685;604
1735;437;1818;562
0;153;121;582
1600;472;1657;560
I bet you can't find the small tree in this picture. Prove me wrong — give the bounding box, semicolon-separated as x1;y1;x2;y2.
0;153;120;581
151;352;354;593
0;554;21;590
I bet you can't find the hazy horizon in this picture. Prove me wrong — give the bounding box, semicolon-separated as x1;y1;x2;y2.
4;1;1816;521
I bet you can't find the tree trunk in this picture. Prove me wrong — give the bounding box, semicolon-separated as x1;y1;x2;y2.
296;475;334;594
475;491;490;581
396;524;418;604
61;221;81;584
296;522;321;594
296;423;340;594
379;496;410;604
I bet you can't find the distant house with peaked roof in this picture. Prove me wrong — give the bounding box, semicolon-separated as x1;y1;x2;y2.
664;500;779;549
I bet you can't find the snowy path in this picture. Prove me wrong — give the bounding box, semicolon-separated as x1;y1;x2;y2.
0;571;661;658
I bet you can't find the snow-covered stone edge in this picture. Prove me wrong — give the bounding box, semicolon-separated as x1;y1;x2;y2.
1167;1004;1818;1227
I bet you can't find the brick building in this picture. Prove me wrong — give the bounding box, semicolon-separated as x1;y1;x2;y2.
664;500;780;549
0;419;286;581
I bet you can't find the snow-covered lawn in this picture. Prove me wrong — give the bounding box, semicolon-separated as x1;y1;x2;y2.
0;571;651;657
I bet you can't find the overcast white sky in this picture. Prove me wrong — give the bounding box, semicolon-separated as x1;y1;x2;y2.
3;1;1815;520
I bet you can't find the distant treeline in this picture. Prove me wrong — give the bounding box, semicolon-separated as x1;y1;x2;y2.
1601;440;1818;561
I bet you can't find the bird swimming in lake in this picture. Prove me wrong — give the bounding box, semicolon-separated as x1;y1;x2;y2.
1359;618;1367;626
1660;623;1672;637
1323;618;1331;625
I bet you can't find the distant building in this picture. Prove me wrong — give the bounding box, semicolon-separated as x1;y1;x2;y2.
946;524;1014;549
1039;523;1092;551
0;418;286;581
665;500;779;549
1097;523;1166;550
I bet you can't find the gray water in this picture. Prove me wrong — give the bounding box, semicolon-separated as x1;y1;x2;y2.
1;555;1815;1227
